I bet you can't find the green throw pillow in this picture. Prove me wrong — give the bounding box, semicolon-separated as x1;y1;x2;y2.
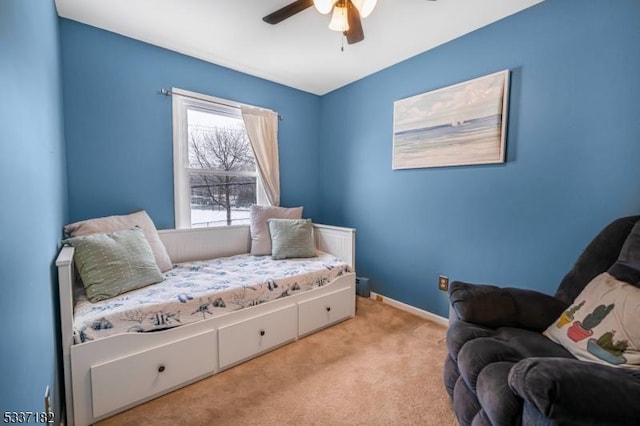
64;227;164;302
268;218;317;260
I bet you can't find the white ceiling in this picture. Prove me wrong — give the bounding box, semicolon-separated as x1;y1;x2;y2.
55;0;543;95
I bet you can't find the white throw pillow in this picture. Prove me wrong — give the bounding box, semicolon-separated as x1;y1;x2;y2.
544;272;640;369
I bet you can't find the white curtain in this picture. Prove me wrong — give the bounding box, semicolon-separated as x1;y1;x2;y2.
241;106;280;206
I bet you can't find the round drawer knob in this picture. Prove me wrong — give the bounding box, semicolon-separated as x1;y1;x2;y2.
158;365;166;373
326;306;331;312
259;330;266;336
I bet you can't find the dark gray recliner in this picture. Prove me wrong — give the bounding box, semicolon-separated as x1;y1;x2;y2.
444;215;640;425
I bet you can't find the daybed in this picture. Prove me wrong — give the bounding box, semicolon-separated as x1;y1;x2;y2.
57;221;356;426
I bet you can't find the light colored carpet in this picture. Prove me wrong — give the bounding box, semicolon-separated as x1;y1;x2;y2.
97;297;456;426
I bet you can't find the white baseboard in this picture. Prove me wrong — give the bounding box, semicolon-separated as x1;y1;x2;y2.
368;291;449;326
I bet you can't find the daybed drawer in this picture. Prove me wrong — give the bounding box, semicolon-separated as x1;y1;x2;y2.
298;287;354;336
90;330;217;418
218;304;297;369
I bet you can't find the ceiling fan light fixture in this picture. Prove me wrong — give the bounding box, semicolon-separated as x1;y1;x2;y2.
352;0;377;18
328;4;350;32
313;0;338;15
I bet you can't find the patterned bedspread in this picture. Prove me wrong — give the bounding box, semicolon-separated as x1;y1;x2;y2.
73;251;351;343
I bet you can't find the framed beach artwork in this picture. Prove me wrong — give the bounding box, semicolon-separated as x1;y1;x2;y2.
392;70;510;169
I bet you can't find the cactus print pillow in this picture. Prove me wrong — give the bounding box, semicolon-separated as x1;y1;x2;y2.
544;272;640;369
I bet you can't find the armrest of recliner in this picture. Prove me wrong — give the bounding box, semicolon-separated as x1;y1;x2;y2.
509;357;640;425
448;281;567;331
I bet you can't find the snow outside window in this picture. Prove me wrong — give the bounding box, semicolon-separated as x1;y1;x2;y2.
172;89;265;228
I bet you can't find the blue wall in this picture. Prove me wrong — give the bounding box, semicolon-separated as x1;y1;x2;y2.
60;20;322;230
0;0;67;421
59;0;640;323
4;0;636;423
318;0;640;317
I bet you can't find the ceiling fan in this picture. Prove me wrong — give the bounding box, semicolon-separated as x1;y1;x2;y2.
262;0;377;45
263;0;437;46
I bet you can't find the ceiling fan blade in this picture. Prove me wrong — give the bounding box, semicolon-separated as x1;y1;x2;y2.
345;0;364;44
263;0;315;25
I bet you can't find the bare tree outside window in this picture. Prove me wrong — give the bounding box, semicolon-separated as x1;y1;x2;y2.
188;122;257;227
173;93;265;229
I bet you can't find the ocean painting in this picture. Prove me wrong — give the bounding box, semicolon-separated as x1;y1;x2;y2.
393;70;509;169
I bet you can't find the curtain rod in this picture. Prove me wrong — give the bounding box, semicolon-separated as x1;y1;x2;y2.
159;88;283;120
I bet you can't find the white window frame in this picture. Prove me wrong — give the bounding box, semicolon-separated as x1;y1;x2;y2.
172;88;266;229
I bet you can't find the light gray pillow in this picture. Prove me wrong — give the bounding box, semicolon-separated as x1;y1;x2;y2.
268;218;317;260
250;205;303;255
64;227;164;303
64;210;173;272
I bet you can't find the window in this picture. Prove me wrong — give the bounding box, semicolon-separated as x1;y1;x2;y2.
172;89;265;228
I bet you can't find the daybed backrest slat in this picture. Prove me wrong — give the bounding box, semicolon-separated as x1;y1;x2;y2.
158;223;356;269
159;226;252;264
314;224;356;269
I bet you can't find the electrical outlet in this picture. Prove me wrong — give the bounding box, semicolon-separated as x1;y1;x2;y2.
375;294;383;302
438;275;449;292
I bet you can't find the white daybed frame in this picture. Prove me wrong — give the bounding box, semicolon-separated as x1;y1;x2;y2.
56;224;356;426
